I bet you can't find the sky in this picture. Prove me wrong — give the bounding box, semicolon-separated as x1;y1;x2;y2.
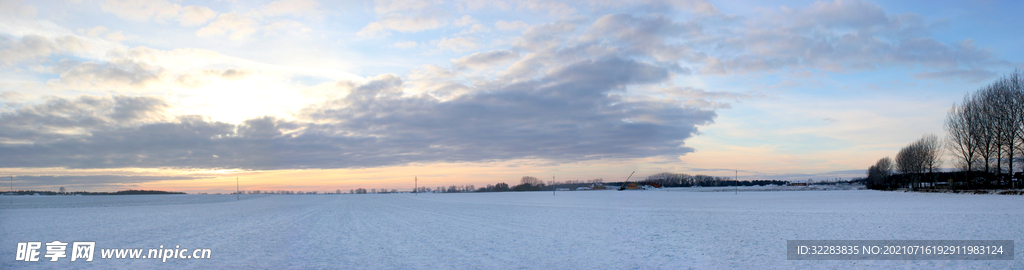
1;0;1022;193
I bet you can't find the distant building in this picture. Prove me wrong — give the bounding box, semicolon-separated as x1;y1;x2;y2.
790;180;807;186
625;183;639;190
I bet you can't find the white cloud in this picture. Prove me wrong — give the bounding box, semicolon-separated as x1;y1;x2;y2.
454;15;477;27
359;0;450;38
196;13;259;41
456;0;510;10
0;0;37;19
357;14;447;38
0;35;92;66
77;26;131;42
457;24;490;35
435;36;478;52
101;0;217;26
178;5;218;27
373;0;437;14
260;0;323;19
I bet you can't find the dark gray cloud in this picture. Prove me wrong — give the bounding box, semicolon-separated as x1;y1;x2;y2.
0;57;716;170
14;175;208;186
0;95;170;144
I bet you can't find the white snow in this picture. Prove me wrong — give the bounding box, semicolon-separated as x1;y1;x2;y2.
1;189;1022;269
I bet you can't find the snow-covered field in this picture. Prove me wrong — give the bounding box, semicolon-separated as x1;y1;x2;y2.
2;189;1022;269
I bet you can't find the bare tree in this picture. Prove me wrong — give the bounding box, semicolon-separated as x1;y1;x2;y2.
520;176;541;186
966;90;998;174
945;97;980;172
991;71;1024;182
920;134;942;186
897;135;937;189
866;157;893;189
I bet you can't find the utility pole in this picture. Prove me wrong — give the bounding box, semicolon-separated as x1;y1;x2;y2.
236;176;239;200
552;175;555;196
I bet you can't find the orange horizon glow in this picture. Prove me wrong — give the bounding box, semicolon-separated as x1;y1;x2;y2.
8;152;875;194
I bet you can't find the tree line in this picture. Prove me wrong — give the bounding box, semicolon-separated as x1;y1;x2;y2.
641;172;790;187
867;70;1024;190
3;189;185;195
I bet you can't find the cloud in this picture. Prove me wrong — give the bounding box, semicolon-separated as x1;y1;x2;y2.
512;21;576;51
454;15;477;27
13;175;211;191
174;68;252;88
456;0;510;11
357;14;448;38
684;99;730;109
260;0;322;18
435;36;478;52
660;86;754;100
656;86;761;109
793;0;887;29
0;57;714;170
0;95;170;143
457;23;490;35
914;68;996;82
581;14;702;61
408;65;456;80
451;50;520;70
698;0;998;75
495;20;530;31
78;26;131;42
178;5;218;27
358;0;449;38
520;0;576;17
450;16;494;36
372;0;437;14
101;0;217;27
0;35;91;66
48;59;162;89
196;13;259;41
0;0;37;19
